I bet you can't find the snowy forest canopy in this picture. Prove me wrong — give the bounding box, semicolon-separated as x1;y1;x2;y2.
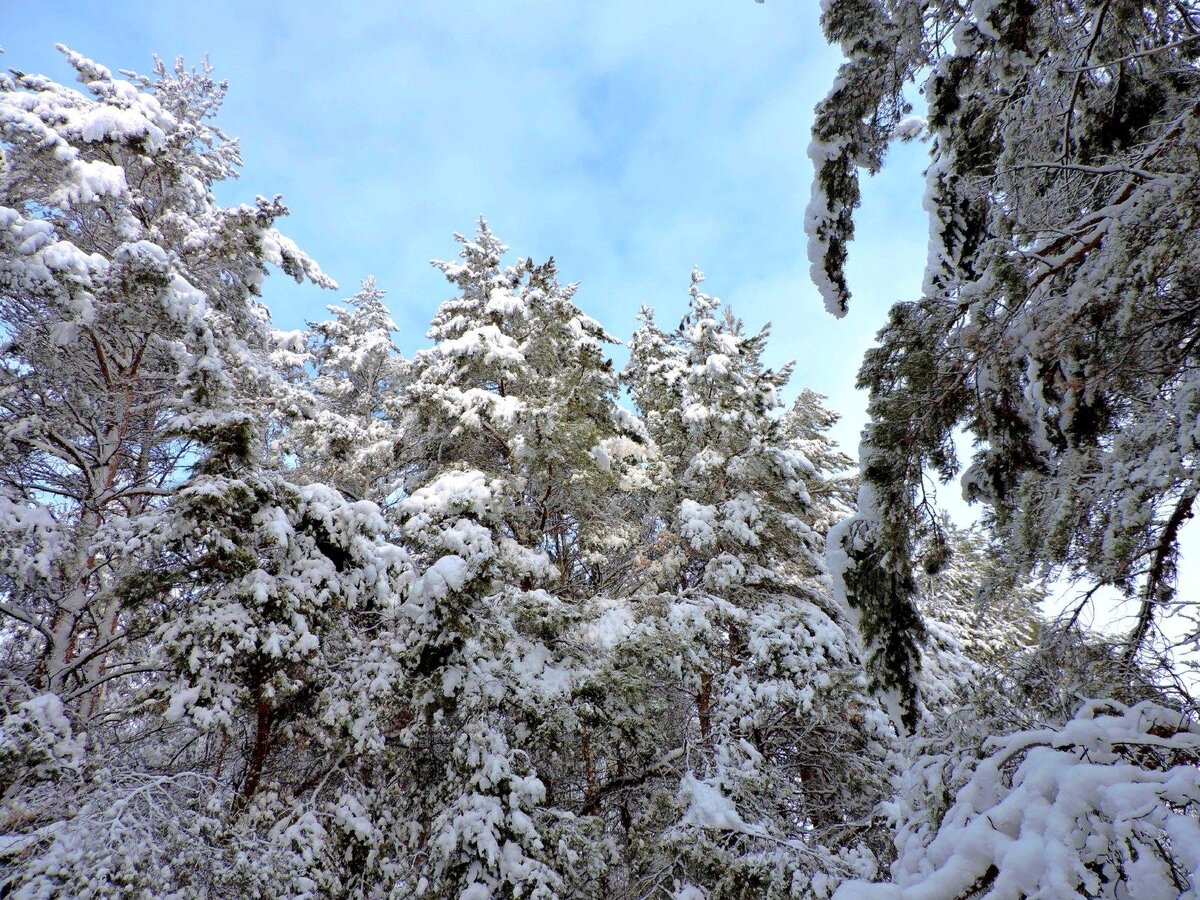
2;2;1200;898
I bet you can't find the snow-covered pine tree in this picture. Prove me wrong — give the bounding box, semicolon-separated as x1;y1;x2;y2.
0;45;324;720
809;0;1200;725
839;622;1197;900
386;222;650;897
279;275;408;504
911;523;1046;713
623;272;892;898
0;50;411;896
780;388;857;534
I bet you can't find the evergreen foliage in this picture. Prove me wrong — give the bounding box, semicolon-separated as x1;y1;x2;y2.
809;0;1200;727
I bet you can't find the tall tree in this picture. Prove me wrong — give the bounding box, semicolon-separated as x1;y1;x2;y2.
0;49;410;897
623;273;892;897
386;223;648;897
0;46;331;718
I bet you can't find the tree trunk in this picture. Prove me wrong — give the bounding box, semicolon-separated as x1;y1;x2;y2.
235;698;274;814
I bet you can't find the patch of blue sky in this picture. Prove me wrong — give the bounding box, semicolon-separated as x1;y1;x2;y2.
6;3;925;434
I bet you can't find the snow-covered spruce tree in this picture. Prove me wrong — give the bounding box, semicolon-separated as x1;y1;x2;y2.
0;49;412;896
809;0;1200;724
622;273;893;898
277;275;409;505
386;222;650;897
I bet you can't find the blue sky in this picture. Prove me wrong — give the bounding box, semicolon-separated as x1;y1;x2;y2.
5;0;930;455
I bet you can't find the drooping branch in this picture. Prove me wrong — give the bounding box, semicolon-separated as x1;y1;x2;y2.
1123;482;1198;665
